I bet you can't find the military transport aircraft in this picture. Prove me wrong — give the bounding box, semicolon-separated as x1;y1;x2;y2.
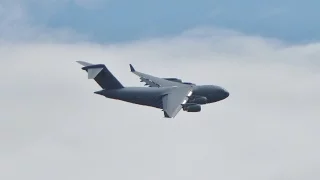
77;61;229;118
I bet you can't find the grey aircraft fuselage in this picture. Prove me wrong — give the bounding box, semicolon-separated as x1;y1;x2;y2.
78;62;229;115
94;85;229;109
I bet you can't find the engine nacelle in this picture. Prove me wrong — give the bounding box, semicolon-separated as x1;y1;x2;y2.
163;78;182;83
183;82;196;85
184;104;201;112
189;96;207;104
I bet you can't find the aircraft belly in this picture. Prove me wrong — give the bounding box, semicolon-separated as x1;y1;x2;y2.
105;88;162;108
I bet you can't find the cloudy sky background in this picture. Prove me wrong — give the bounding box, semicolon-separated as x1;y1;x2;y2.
1;0;320;180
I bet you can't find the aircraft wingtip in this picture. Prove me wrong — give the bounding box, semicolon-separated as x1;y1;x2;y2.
129;64;135;72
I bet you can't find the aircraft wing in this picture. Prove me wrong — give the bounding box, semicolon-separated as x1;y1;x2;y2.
129;64;183;87
162;86;193;118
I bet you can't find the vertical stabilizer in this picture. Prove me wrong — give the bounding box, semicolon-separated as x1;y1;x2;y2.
77;61;124;90
87;67;103;79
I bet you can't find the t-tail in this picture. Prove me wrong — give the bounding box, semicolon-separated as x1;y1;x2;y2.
77;61;124;90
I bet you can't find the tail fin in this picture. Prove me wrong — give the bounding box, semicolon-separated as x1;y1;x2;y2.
77;61;124;90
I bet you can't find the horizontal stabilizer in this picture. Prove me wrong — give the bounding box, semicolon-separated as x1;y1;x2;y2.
76;61;104;79
77;61;93;67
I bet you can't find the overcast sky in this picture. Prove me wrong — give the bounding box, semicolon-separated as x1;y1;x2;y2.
0;1;320;180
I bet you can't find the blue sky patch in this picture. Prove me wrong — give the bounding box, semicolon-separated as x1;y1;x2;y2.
17;0;320;43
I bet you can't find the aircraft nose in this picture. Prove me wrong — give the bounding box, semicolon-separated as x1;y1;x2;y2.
220;88;229;99
224;89;229;98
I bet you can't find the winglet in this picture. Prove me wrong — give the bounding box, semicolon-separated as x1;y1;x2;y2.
129;64;135;72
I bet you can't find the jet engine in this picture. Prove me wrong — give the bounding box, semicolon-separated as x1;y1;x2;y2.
163;78;182;83
163;78;196;85
189;96;207;104
182;82;196;85
183;104;201;112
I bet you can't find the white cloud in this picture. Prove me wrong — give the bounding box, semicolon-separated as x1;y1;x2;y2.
0;27;319;180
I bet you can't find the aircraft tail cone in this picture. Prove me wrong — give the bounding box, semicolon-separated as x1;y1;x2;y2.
94;90;105;95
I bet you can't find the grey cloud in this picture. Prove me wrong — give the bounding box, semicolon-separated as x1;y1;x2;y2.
0;29;320;180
